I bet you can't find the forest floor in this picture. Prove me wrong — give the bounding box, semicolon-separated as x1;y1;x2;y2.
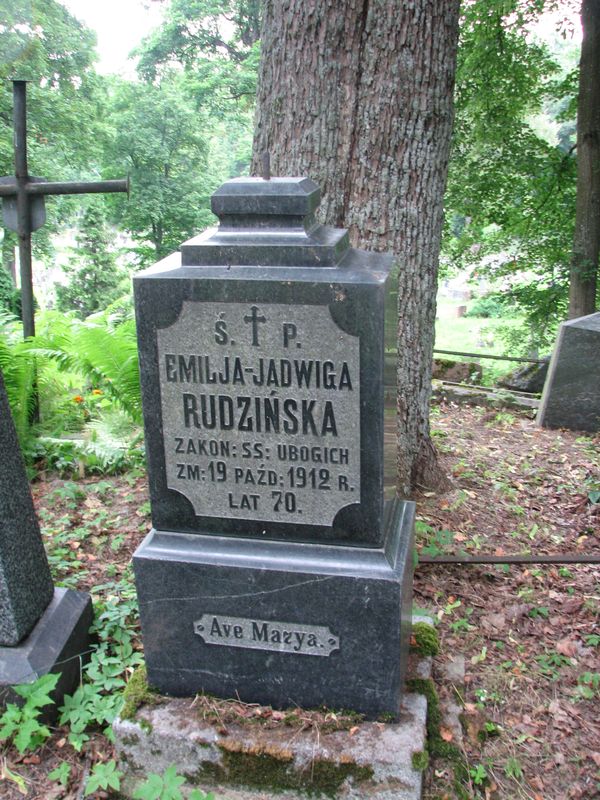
1;402;599;799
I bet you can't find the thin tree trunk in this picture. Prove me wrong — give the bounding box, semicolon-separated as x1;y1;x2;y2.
568;0;600;319
2;232;17;283
253;0;459;497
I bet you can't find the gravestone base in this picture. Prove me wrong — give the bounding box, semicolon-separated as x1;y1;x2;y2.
134;500;414;719
114;652;430;800
0;587;93;718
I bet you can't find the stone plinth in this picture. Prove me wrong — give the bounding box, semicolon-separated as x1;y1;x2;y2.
114;689;427;800
0;588;93;715
134;500;413;719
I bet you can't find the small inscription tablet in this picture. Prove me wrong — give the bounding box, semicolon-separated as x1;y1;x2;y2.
194;614;340;657
157;301;360;526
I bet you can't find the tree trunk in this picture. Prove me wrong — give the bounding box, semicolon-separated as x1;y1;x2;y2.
568;0;600;319
252;0;459;496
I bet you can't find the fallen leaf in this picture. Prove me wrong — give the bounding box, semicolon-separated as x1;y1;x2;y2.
349;726;359;736
0;763;28;796
555;638;578;657
440;726;454;742
562;598;583;614
481;612;506;631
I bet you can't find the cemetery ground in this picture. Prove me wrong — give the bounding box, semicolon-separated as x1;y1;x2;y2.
0;403;598;800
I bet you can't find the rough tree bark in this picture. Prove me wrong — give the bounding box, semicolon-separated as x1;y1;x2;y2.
568;0;600;319
252;0;460;497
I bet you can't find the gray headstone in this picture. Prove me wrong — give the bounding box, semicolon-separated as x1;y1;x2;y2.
0;369;93;717
132;176;414;718
0;368;54;646
537;312;600;432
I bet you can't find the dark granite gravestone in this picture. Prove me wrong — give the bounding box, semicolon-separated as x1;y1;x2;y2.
0;368;93;711
133;177;415;718
537;312;600;432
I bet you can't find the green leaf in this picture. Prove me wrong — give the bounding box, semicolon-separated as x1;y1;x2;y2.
68;730;90;752
13;672;59;709
84;760;122;796
13;718;50;754
133;772;165;800
161;765;186;800
49;762;72;787
190;790;215;800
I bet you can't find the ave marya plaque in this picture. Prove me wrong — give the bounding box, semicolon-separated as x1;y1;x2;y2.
194;614;340;657
158;300;360;526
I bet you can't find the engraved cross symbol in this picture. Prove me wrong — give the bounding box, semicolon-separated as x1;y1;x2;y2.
244;306;267;346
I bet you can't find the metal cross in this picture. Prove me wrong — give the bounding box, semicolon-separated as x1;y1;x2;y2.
0;80;129;339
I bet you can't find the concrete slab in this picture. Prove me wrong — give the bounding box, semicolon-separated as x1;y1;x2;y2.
114;690;428;800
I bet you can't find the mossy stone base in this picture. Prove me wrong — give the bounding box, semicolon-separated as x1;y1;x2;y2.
113;690;427;799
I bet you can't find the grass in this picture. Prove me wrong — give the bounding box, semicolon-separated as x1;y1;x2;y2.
385;287;532;385
434;299;526;385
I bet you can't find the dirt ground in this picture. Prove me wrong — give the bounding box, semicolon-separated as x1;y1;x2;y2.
412;403;600;800
1;401;599;799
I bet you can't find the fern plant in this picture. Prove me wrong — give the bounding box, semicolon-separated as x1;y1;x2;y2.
0;312;38;445
31;313;142;424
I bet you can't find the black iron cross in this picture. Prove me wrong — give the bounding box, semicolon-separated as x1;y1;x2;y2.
0;80;129;339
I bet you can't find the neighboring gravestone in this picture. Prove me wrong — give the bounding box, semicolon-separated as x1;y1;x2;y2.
0;368;93;710
537;312;600;432
133;177;414;717
498;358;549;395
0;371;54;645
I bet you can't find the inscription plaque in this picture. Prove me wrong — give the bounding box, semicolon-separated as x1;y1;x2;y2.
194;613;340;657
158;301;361;526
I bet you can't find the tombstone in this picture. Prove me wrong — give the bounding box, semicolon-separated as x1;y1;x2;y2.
0;368;93;711
132;177;415;718
537;312;600;432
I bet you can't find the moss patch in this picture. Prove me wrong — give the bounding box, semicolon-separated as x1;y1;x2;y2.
412;750;429;771
410;622;440;657
406;677;469;799
120;666;160;721
187;741;373;798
